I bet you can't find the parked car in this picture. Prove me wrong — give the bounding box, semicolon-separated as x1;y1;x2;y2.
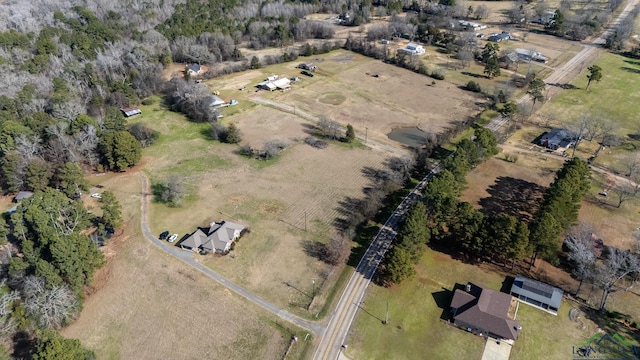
168;234;178;243
159;231;170;240
91;193;102;199
301;70;314;77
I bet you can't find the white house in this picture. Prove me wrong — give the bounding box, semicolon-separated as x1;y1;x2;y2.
400;43;425;55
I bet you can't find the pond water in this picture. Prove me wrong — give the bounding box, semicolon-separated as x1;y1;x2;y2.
387;126;429;148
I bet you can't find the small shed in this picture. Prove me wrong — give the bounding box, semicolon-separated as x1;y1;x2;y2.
206;95;226;108
13;191;33;203
120;107;142;117
298;63;317;71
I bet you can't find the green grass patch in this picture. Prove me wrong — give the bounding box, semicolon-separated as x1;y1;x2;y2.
510;302;600;360
544;52;640;137
346;247;504;360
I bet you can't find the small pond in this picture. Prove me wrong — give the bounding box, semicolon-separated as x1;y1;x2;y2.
387;126;429;148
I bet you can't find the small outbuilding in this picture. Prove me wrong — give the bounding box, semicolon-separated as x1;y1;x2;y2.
206;95;226;108
510;275;563;315
515;48;548;63
120;107;142;117
13;191;33;203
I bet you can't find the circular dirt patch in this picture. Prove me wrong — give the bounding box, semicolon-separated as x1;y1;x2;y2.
319;92;346;105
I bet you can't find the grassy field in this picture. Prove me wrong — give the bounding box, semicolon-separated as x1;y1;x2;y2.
62;173;310;360
345;248;604;360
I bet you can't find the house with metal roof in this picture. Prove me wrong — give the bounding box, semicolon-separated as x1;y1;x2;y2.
186;63;201;75
450;282;521;340
120;107;142;117
206;94;226;108
539;128;578;150
180;220;245;254
399;43;425;55
488;32;511;42
510;275;563;315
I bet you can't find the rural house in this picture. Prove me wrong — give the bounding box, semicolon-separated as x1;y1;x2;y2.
13;191;33;203
514;48;548;63
539;128;578;150
298;63;317;71
186;63;201;75
257;77;291;91
181;220;245;254
120;107;142;117
399;43;425;55
450;282;521;340
488;32;511;42
510;275;563;315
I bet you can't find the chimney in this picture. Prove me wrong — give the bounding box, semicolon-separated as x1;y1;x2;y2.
465;283;471;292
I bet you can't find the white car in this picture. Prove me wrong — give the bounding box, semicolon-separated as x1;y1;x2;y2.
91;193;102;199
168;234;178;243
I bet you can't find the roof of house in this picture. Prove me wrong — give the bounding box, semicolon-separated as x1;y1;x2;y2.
510;275;563;309
120;107;142;117
451;283;520;340
515;48;548;62
187;63;201;72
406;43;422;50
541;128;578;147
182;221;245;252
272;78;291;89
205;95;225;107
14;191;34;201
488;32;510;42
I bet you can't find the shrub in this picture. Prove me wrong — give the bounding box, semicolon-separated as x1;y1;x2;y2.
141;98;154;105
304;137;328;149
466;81;482;93
430;68;445;80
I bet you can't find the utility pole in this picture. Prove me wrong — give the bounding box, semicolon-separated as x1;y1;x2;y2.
312;279;316;297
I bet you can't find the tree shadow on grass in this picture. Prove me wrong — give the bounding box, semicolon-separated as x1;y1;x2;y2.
301;239;326;262
478;176;546;222
581;307;640;346
620;66;640;75
432;287;455;321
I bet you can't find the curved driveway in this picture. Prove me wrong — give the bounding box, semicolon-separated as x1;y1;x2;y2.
136;172;325;335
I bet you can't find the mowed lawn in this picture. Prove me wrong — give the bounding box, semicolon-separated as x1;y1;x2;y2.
345;248;604;360
345;249;502;360
62;173;307;360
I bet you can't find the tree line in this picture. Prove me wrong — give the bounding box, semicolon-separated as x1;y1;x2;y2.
381;128;592;285
0;187;123;357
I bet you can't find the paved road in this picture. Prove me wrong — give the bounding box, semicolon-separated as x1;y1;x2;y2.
314;2;640;357
486;0;640;131
312;166;439;360
135;172;325;335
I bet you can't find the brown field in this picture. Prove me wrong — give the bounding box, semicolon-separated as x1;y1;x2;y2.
232;50;483;147
462;144;640;322
62;173;303;360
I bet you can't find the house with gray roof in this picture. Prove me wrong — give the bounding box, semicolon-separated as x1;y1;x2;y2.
186;63;201;76
539;128;578;150
13;191;33;202
510;275;563;315
180;220;245;254
450;282;521;340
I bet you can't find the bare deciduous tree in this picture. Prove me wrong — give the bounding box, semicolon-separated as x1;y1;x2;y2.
161;175;186;207
22;276;78;329
593;247;640;312
323;233;349;265
565;222;597;297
